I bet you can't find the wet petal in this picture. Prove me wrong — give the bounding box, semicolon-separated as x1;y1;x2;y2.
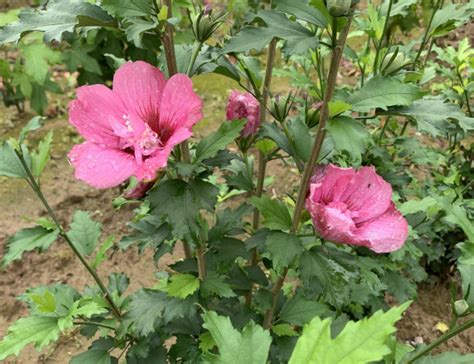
69;142;136;189
309;164;356;204
159;74;202;131
69;85;126;148
354;203;408;253
113;61;166;131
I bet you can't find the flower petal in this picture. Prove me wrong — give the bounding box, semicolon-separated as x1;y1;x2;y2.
69;143;137;189
159;74;202;131
136;128;192;181
69;85;126;148
341;166;392;224
113;61;166;130
354;203;408;253
308;164;356;204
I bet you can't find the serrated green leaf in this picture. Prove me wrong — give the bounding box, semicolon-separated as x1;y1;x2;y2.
0;0;115;44
127;289;167;336
18;116;44;144
68;211;101;256
0;316;60;360
28;291;56;313
326;116;369;161
0;140;28;178
21;43;61;84
399;196;439;215
250;196;292;231
101;0;153;17
3;226;59;266
265;232;303;271
167;274;200;299
148;179;218;240
63;45;102;75
71;338;116;364
201;273;236;298
31;130;53;178
437;198;474;242
195;120;246;163
274;0;327;27
289;302;410;364
286;118;313;163
202;311;271;364
92;236;114;269
199;331;216;353
279;295;328;326
347;77;423;112
391;97;474;137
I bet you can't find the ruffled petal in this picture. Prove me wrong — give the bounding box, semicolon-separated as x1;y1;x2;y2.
309;164;356;204
68;142;137;189
113;61;166;131
341;166;392;224
69;85;127;148
159;74;202;132
354;203;408;253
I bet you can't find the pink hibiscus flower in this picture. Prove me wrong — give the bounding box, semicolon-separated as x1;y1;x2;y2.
226;90;260;137
305;164;408;253
68;61;202;189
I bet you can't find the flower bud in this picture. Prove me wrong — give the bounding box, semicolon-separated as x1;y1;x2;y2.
123;180;155;199
326;0;352;17
305;100;323;128
454;300;470;316
226;90;260;138
189;7;227;43
381;49;408;75
270;92;295;123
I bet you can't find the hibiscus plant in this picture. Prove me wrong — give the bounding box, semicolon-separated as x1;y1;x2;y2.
0;0;473;363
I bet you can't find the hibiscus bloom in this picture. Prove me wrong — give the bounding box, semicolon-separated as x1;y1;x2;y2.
306;164;408;253
226;90;260;137
68;61;202;189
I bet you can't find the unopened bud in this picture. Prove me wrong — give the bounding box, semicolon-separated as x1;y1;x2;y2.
327;0;352;17
454;300;469;316
381;50;408;75
189;7;227;43
270;92;295;123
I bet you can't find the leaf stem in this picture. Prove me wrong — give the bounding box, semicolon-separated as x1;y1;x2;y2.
161;0;192;259
186;41;203;76
262;13;354;330
373;0;393;75
15;151;122;320
413;0;441;68
73;320;117;331
405;318;474;363
197;247;206;280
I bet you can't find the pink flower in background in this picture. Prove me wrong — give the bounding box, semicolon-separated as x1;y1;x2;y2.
305;164;408;253
68;61;202;189
226;90;260;137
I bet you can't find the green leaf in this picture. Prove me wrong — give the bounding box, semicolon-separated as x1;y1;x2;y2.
195;120;246;163
279;295;328;326
347;77;423;112
326;116;369;161
399;196;439;216
148;179;219;240
68;211;102;256
202;311;272;364
3;226;59;266
127;289;167;336
458;263;474;306
71;338;117;364
167;274;200;299
31;130;53;178
30;83;48;115
101;0;153;17
0;0;115;44
286;118;313;163
201;273;236;298
91;236;114;269
0;316;60;360
274;0;328;27
28;291;56;313
390;97;474;137
63;45;102;75
124;18;157;48
21;43;61;84
18;116;44;144
272;323;298;337
437;198;474;243
0;141;28;178
250;196;292;231
223;10;318;55
265;232;304;271
289;302;410;364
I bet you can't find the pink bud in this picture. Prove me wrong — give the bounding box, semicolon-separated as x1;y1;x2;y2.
226;90;260;137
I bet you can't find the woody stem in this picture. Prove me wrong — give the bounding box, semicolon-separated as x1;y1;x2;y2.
262;13;354;330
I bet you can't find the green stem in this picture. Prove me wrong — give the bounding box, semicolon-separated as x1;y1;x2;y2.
197;247;206;280
373;0;393;75
186;41;203;76
73;321;117;331
378;117;390;144
413;0;441;68
405;318;474;363
15;151;122;320
262;12;354;330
